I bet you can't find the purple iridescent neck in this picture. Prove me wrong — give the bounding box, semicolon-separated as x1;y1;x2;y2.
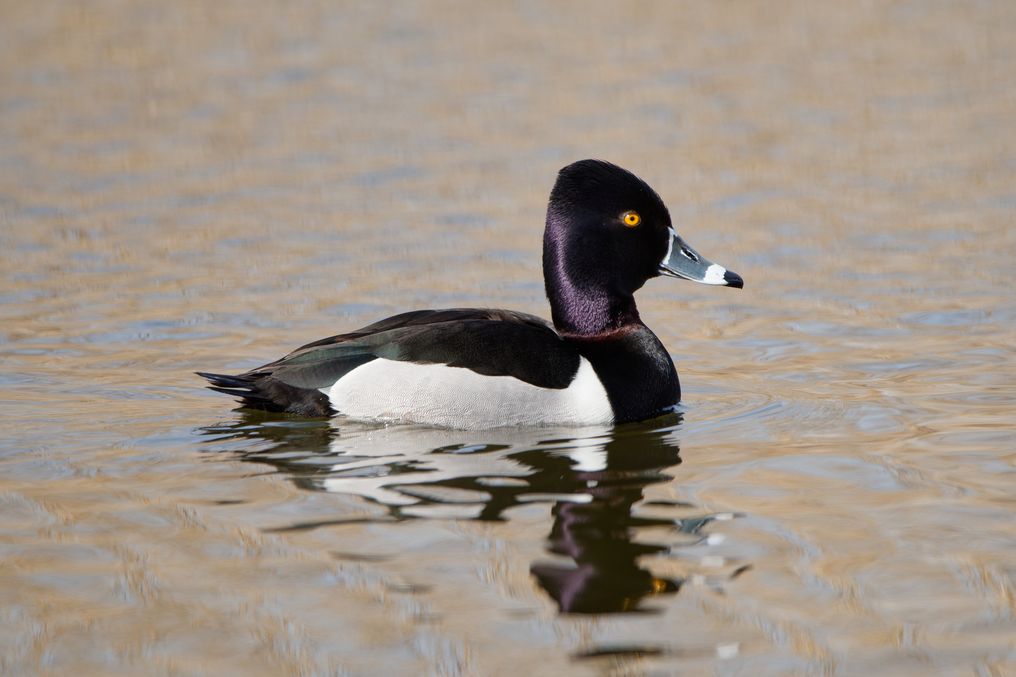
543;213;643;337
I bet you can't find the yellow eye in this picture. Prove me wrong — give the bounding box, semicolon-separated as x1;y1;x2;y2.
622;211;641;227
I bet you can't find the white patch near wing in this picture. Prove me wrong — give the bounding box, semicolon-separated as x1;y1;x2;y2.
323;357;614;429
702;263;728;285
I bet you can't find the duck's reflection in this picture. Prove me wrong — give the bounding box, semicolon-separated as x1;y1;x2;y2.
202;412;724;614
520;423;684;613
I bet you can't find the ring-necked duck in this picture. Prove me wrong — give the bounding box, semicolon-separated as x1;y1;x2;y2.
199;160;742;428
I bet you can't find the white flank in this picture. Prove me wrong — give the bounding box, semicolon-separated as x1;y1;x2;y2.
323;357;614;429
702;263;728;285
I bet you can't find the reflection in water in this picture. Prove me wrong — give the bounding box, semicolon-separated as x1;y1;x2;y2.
202;412;740;614
524;424;685;613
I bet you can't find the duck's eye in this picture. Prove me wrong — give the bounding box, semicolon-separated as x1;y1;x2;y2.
622;211;641;227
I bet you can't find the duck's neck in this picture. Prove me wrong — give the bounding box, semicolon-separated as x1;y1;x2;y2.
544;264;643;337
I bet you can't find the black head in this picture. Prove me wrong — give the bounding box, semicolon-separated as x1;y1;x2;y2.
543;160;742;335
545;160;673;299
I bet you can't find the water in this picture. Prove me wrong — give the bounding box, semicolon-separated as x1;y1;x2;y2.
2;1;1015;675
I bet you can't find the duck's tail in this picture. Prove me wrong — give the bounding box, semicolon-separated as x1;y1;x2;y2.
196;372;335;417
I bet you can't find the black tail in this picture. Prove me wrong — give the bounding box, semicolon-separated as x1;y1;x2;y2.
196;372;335;417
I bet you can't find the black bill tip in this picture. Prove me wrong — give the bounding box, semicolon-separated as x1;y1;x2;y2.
724;270;744;289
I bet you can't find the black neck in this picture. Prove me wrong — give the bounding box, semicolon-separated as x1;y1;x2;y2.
543;209;651;336
543;263;643;336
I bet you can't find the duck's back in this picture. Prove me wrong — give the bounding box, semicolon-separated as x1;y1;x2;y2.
200;309;619;427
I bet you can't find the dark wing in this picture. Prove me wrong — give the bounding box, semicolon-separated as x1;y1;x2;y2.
198;308;579;415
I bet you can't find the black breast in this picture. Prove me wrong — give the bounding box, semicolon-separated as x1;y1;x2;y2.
567;325;680;424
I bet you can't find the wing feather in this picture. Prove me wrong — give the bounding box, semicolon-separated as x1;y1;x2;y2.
242;308;578;391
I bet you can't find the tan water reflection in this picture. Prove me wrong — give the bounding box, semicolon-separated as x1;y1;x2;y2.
203;415;704;614
3;0;1015;675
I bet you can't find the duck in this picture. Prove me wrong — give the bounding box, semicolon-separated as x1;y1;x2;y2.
198;159;742;428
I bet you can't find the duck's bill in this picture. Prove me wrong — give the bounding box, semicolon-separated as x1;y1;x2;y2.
659;229;743;288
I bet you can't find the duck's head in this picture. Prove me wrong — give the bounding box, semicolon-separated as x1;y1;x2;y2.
543;159;742;335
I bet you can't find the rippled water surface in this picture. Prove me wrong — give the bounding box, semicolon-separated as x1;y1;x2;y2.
3;1;1015;675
